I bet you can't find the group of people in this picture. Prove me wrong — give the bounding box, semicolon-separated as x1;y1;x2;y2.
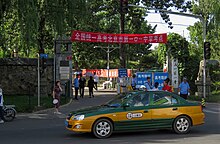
73;72;99;100
51;72;99;114
131;74;190;100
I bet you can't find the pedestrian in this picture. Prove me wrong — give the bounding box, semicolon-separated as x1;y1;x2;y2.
0;86;5;123
131;74;137;90
52;81;62;114
178;77;190;100
162;79;172;92
145;77;153;91
93;72;99;91
79;73;86;98
73;74;79;100
88;76;95;98
152;82;159;91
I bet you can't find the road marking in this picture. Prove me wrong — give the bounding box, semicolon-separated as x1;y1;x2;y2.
18;113;47;117
203;109;219;114
17;113;67;119
28;115;47;119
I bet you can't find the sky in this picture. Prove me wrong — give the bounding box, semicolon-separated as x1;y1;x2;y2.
146;12;199;48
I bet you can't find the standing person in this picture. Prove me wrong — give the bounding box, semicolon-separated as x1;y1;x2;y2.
145;77;153;91
79;73;86;98
52;81;62;114
73;74;79;100
178;77;190;99
131;74;137;90
88;76;95;98
0;86;5;123
162;79;172;92
93;72;99;91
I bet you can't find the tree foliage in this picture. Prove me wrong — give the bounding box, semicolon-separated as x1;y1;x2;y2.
189;0;220;60
0;0;193;70
157;33;199;88
157;33;190;73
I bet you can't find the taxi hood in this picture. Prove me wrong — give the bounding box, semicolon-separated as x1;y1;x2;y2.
70;104;118;116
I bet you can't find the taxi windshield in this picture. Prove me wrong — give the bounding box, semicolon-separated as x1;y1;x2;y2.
105;92;135;107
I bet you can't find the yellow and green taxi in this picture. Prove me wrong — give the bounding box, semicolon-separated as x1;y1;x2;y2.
65;91;205;138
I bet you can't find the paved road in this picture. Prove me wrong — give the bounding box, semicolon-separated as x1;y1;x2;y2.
0;89;220;144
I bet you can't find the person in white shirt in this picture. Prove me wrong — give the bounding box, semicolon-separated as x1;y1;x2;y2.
151;82;159;91
0;86;5;123
93;72;99;90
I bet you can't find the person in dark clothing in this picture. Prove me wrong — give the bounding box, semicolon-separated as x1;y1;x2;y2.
79;73;86;98
131;74;137;90
87;76;95;98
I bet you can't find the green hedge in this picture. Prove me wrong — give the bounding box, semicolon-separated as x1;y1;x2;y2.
188;93;220;103
4;95;70;113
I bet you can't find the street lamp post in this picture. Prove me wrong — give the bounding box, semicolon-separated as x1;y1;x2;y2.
37;53;40;107
128;4;207;100
107;47;110;79
94;46;119;80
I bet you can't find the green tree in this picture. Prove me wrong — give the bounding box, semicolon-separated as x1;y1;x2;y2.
157;33;199;92
0;0;194;71
188;0;220;93
189;0;220;60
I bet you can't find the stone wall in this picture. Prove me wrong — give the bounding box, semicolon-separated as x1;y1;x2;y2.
0;58;54;96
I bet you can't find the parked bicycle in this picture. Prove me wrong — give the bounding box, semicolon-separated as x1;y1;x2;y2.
3;105;16;122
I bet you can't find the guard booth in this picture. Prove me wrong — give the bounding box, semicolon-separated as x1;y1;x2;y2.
54;36;73;97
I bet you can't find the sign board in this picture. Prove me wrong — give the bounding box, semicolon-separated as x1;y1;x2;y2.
60;67;70;74
40;54;48;59
154;72;169;90
60;73;69;80
118;69;127;78
136;72;152;88
171;59;178;88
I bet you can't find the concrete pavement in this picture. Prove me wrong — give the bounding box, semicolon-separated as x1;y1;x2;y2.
17;88;117;119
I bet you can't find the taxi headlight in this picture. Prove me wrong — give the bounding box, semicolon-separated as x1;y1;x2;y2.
72;115;85;120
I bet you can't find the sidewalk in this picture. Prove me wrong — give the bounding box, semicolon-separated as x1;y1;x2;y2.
17;87;117;119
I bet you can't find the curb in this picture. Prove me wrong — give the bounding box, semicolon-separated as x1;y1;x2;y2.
33;98;73;114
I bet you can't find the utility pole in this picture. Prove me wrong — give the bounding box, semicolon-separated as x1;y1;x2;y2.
94;46;119;80
37;53;40;107
128;4;207;102
120;0;128;68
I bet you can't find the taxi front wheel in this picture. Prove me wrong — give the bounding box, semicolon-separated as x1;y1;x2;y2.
173;116;191;134
92;119;113;138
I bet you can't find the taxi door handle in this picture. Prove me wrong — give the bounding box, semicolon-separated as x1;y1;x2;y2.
144;110;149;113
172;107;178;110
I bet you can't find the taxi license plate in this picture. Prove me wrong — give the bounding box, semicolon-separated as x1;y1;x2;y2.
64;120;68;127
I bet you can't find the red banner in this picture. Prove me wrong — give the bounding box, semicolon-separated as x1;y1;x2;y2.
81;69;132;78
71;30;167;44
